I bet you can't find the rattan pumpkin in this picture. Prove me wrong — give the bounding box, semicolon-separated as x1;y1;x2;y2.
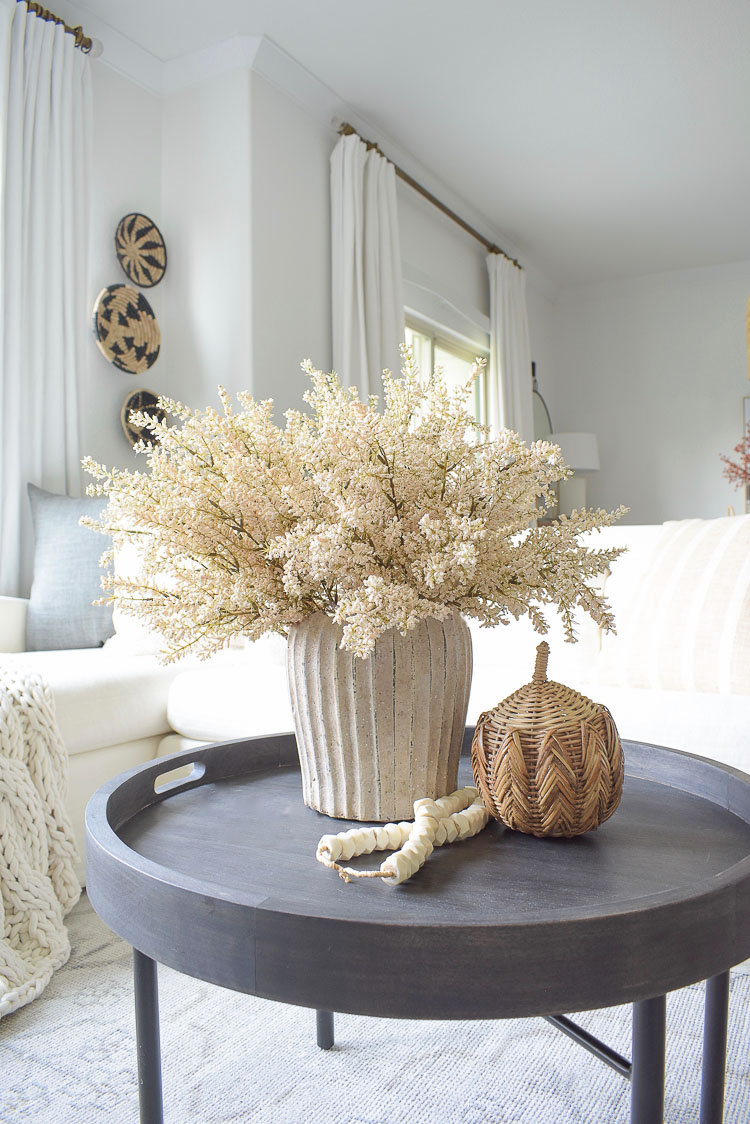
471;642;624;837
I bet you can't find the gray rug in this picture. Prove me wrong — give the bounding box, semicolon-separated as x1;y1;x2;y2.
1;895;748;1123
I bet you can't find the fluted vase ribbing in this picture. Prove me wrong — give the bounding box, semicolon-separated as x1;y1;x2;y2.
287;612;473;821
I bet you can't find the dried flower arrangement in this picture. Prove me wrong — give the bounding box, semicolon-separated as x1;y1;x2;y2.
83;349;624;660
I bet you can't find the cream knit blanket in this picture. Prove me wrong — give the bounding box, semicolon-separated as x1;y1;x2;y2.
0;667;80;1018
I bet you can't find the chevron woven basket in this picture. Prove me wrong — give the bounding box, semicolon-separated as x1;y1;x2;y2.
471;641;624;838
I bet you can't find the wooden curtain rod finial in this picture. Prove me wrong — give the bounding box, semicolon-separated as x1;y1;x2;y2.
23;1;93;52
337;121;522;271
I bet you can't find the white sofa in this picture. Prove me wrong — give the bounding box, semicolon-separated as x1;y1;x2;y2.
3;512;750;883
471;517;750;778
0;605;293;880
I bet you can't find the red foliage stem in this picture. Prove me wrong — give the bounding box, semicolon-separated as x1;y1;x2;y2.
720;421;750;489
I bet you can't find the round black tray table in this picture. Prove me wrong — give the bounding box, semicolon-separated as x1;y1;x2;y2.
85;733;750;1124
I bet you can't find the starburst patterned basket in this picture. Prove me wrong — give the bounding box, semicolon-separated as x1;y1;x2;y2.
471;642;624;837
115;213;167;288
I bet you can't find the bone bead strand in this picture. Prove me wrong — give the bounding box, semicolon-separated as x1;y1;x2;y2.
316;821;412;877
315;786;490;885
433;794;488;845
382;790;489;882
367;797;442;885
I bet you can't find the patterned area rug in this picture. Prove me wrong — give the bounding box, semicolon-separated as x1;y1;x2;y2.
2;894;749;1123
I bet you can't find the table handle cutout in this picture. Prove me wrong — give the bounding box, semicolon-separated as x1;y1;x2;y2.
153;761;207;794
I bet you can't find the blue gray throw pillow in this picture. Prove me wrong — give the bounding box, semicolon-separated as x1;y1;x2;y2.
26;483;114;651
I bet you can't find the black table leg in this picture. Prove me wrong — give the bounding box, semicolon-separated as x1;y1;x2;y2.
700;971;730;1124
134;949;164;1124
316;1009;335;1049
631;993;666;1124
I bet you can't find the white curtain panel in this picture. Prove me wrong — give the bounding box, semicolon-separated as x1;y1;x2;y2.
330;132;405;399
0;1;92;596
486;253;533;442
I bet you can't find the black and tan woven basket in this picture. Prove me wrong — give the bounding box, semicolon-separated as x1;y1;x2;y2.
115;213;167;288
92;284;161;374
120;388;167;448
471;642;624;838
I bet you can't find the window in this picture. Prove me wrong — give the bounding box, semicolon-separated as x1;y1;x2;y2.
404;319;488;423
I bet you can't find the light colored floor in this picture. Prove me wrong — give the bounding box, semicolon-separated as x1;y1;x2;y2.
1;894;749;1123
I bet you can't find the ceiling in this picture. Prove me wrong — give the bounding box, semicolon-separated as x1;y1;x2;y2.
65;0;750;287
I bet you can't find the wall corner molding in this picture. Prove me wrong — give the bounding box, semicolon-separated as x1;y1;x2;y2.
162;35;264;95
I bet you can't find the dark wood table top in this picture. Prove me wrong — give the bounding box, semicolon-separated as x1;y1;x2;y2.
86;733;750;1020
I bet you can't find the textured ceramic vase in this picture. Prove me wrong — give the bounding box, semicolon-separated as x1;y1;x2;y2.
287;612;473;821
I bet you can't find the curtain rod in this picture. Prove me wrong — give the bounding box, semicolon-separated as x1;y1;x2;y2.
21;1;93;52
338;122;521;270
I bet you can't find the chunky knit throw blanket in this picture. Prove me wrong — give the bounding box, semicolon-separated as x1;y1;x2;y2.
0;667;80;1018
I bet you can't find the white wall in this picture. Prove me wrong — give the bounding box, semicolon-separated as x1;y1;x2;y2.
248;71;333;416
80;49;558;471
56;31;750;531
80;63;163;474
525;282;557;418
162;68;252;411
549;261;750;524
82;63;257;474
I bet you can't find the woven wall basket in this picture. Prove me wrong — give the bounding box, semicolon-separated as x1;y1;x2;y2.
120;388;167;448
92;284;161;374
471;642;624;837
115;213;167;288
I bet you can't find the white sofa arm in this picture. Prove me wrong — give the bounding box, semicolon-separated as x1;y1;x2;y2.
0;595;29;652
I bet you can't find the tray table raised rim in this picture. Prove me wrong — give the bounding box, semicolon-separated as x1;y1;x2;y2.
85;732;750;1021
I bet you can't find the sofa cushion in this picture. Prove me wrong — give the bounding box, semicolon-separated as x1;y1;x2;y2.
598;515;750;695
26;484;114;651
106;535;292;663
5;648;185;756
167;663;294;742
106;534;165;655
587;524;662;634
67;736;164;879
590;683;750;777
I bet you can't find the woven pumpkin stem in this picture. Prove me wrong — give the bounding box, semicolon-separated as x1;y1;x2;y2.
532;642;550;683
